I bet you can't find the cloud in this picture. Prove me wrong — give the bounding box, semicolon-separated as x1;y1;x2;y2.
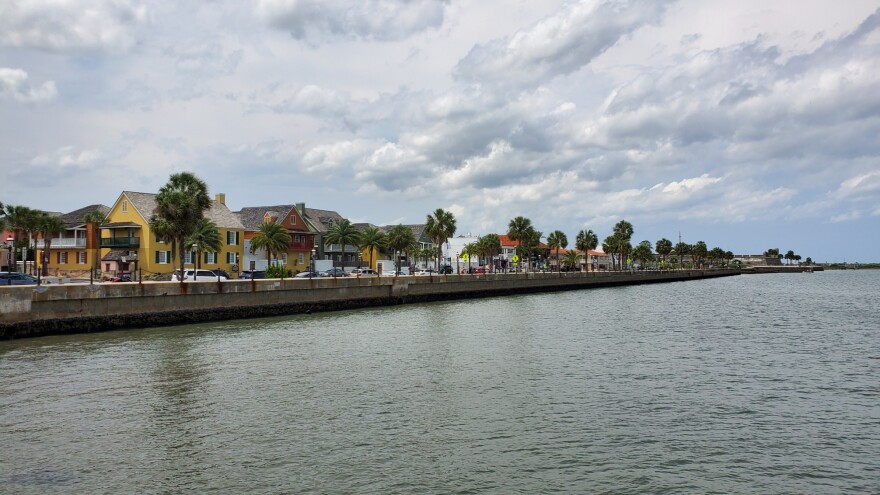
836;171;880;199
167;40;243;77
830;210;862;223
258;0;447;43
0;0;147;52
0;68;57;103
454;0;669;91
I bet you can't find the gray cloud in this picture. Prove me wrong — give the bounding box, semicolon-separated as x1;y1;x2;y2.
258;0;447;43
0;68;56;102
454;0;669;91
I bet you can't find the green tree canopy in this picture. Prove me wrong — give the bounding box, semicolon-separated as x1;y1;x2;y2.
547;230;568;272
425;208;456;269
358;225;386;270
250;221;292;266
149;172;212;283
186;218;221;269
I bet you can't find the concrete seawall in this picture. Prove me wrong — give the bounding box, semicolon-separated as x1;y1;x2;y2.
0;270;739;340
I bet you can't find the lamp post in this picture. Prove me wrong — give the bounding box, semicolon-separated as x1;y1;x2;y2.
192;243;198;281
5;236;12;285
310;248;316;278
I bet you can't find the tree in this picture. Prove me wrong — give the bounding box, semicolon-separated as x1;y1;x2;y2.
575;229;598;271
385;224;417;274
83;210;106;280
804;257;813;266
506;216;533;272
631;240;653;269
250;221;292;268
186;218;221;270
325;219;362;266
673;242;691;269
785;250;795;265
477;234;501;272
691;241;708;269
547;230;568;273
149;172;212;283
425;208;456;271
656;238;672;267
613;220;634;270
2;204;35;273
562;250;580;271
521;227;542;271
36;213;64;276
358;225;386;271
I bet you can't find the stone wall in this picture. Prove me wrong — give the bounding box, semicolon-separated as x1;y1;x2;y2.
0;270;739;340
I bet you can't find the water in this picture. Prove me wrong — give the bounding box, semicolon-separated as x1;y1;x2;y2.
1;271;878;494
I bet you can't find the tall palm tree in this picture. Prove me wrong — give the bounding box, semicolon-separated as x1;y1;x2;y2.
24;209;45;275
425;208;456;270
37;213;64;277
655;238;672;268
692;241;708;269
250;221;292;267
506;216;532;272
148;172;212;283
325;219;362;267
547;230;568;273
83;210;106;280
563;250;580;271
575;229;598;271
521;227;542;271
478;234;501;272
385;224;417;274
358;225;386;271
187;218;221;270
613;220;634;270
673;242;691;270
631;240;653;270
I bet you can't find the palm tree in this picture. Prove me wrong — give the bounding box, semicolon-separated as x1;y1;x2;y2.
547;230;568;273
3;204;35;273
631;240;653;270
358;225;386;271
477;234;501;272
575;229;598;271
613;220;634;270
522;227;542;271
325;219;362;268
37;213;64;277
655;238;672;268
83;210;106;280
385;224;417;274
784;250;795;265
250;221;292;268
506;216;532;272
692;241;708;269
187;218;221;270
462;241;478;273
425;208;456;271
149;172;212;283
562;250;580;271
673;242;691;270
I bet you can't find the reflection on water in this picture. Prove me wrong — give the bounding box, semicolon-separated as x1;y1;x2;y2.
1;271;878;494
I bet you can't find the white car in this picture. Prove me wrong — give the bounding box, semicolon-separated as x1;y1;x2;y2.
173;269;228;282
348;268;379;277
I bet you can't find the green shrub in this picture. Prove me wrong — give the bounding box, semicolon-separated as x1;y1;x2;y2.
265;264;291;278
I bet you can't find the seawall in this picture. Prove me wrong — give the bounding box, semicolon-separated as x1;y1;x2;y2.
0;270;739;340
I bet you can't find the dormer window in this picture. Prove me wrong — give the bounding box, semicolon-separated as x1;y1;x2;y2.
290;215;296;225
122;200;128;213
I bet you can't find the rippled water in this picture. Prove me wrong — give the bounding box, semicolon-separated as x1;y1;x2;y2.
1;271;878;494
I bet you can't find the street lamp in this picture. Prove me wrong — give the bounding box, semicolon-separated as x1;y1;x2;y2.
5;236;12;285
310;248;316;278
192;243;198;281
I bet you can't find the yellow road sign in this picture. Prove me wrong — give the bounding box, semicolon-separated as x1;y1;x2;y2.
512;255;520;263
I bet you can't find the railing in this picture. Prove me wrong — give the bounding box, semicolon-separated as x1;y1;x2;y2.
100;237;140;248
37;238;86;248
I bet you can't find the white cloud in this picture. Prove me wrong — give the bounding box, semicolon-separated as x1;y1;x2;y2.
258;0;447;43
836;171;880;199
0;0;147;52
830;210;862;223
0;68;56;103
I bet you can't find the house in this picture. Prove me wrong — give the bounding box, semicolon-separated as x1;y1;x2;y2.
301;206;356;266
235;203;315;272
101;191;244;278
35;204;110;276
496;234;549;271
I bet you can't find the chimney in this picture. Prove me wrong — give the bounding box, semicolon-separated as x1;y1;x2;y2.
296;202;305;215
215;193;226;205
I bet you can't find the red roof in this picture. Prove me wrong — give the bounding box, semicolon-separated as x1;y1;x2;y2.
496;234;547;249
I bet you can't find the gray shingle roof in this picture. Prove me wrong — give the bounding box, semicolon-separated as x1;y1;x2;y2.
303;207;345;233
58;204;111;228
234;205;296;231
121;191;243;230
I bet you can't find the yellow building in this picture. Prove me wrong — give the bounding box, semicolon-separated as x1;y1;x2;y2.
100;191;245;279
35;204;110;277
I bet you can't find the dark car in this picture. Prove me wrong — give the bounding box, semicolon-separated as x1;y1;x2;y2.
438;265;453;274
212;269;231;279
294;271;321;278
0;272;39;285
320;267;349;277
239;270;266;279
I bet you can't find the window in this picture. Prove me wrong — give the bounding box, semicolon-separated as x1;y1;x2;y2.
57;252;68;264
298;253;304;265
78;252;87;264
226;231;238;246
155;235;165;243
290;215;297;225
155;251;171;264
226;252;236;264
184;252;193;264
204;252;216;264
122;200;128;213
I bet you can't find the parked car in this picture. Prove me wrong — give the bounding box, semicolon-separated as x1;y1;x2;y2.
438;265;453;274
239;270;266;279
413;269;435;276
320;267;349;277
349;268;379;277
0;272;39;285
294;271;321;278
212;269;231;279
108;274;132;282
471;266;486;274
173;269;228;282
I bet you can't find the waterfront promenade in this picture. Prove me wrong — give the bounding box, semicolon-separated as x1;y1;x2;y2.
0;270;739;340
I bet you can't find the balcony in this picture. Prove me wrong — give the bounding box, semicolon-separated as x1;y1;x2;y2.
101;237;140;248
38;238;87;249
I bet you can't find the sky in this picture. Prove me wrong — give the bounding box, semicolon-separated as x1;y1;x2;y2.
1;0;879;262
